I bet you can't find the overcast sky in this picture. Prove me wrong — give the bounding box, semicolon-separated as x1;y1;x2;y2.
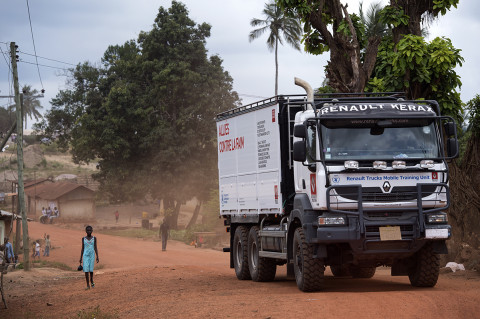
0;0;478;129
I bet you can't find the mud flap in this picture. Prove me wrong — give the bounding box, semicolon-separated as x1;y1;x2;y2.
431;241;448;254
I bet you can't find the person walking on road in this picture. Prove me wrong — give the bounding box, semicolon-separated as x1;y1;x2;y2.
114;210;119;223
79;225;99;290
43;234;51;257
4;237;14;263
159;218;170;251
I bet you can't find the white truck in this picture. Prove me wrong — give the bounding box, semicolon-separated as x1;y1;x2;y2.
216;78;458;292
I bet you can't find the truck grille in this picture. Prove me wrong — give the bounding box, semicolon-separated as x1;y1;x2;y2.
335;186;437;202
365;224;415;239
365;225;414;233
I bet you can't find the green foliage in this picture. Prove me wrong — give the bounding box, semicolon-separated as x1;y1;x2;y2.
38;1;239;205
465;95;480;137
433;0;459;15
23;135;38;145
36;158;47;168
98;228;157;238
367;35;464;120
379;5;409;27
250;1;302;94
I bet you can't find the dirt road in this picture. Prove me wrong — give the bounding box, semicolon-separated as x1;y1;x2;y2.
2;222;480;318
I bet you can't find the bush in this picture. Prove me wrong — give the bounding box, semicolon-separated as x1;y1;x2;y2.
23;135;39;145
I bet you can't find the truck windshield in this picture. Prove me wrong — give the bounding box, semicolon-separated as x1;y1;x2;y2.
320;121;440;160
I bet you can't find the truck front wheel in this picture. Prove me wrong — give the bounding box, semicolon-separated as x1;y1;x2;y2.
233;226;251;280
248;226;276;282
292;227;324;292
408;243;440;287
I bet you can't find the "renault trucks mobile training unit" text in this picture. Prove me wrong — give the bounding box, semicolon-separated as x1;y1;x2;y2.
216;78;458;292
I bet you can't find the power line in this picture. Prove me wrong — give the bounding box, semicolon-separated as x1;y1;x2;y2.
19;51;77;66
0;45;12;71
25;0;44;90
19;59;70;72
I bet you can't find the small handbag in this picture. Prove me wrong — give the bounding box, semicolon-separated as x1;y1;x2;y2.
77;264;83;271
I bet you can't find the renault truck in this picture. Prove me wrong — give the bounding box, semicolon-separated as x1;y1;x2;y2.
216;78;458;292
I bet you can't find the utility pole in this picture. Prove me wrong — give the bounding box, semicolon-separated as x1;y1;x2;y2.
10;42;30;271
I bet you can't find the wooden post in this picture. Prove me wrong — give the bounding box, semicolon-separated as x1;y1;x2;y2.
10;42;30;270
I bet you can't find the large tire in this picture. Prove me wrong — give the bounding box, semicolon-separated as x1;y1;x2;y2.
408;243;440;287
350;266;376;279
248;226;276;282
330;265;351;277
233;226;251;280
292;227;324;292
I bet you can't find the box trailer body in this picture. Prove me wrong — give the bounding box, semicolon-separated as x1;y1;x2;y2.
216;88;458;292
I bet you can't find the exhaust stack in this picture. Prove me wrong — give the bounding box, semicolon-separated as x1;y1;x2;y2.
294;77;314;110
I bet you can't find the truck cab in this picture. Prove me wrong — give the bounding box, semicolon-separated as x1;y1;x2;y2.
290;97;457;289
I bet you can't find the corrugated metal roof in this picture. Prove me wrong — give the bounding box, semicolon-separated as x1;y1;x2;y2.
0;210;23;220
24;181;94;200
24;178;52;189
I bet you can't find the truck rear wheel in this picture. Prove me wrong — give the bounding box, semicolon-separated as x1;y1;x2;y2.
293;227;324;292
408;243;440;287
233;226;251;280
350;266;376;278
248;226;276;282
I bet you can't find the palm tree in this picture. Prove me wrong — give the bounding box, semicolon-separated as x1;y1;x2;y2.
8;85;43;129
359;1;389;40
249;2;302;96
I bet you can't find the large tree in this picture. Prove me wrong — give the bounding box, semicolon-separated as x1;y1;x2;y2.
35;1;239;228
249;1;302;96
277;0;459;93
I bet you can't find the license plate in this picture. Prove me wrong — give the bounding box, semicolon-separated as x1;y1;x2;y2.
379;226;402;241
425;228;449;239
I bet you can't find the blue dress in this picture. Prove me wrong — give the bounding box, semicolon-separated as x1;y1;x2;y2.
82;236;95;272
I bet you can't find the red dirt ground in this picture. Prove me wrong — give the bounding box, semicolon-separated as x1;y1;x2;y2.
2;221;480;318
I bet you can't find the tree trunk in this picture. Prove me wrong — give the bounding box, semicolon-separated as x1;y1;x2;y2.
447;160;480;264
308;0;381;93
275;37;278;96
186;201;202;229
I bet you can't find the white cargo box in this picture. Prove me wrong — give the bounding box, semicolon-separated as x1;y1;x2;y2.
217;103;283;217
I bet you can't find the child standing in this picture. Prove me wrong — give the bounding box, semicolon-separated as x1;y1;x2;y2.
33;240;40;259
79;225;99;290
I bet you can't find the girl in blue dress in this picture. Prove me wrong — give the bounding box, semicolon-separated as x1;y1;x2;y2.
79;225;99;289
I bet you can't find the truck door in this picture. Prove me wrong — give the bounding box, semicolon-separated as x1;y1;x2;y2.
295;123;319;203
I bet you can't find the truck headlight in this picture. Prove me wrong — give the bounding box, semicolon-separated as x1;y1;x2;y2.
426;213;448;224
392;161;406;169
373;161;387;169
344;161;359;169
319;217;346;225
420;160;435;168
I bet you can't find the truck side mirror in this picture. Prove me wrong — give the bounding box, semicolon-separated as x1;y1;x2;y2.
293;140;306;162
293;124;306;138
447;137;458;158
444;121;456;137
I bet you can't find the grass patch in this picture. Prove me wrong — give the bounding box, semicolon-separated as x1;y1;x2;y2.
14;260;74;271
73;305;119;319
31;260;74;271
169;229;187;243
98;228;157;239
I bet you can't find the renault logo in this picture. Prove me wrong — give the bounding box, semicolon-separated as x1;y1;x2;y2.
383;181;391;193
